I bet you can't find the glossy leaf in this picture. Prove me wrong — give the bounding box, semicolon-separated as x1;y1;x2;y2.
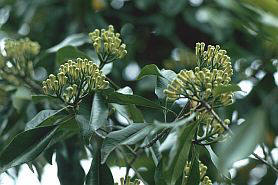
31;94;58;103
136;64;163;80
102;89;164;110
101;123;154;163
90;92;109;130
25;108;68;130
217;108;266;171
111;87;144;123
0;125;58;174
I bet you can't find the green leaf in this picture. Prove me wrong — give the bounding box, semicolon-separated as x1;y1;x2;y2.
56;137;85;185
86;161;114;185
217;108;266;171
0;6;10;28
75;115;93;143
154;113;195;129
11;86;31;111
102;89;164;110
86;137;114;185
163;122;198;185
55;46;90;66
31;94;58;103
186;146;200;185
0;125;58;174
111;87;144;123
25;108;68;130
154;161;167;185
155;69;177;99
213;84;242;96
112;103;144;123
101;123;154;164
90;92;109;131
136;64;163;80
205;146;231;180
147;138;161;166
47;33;90;53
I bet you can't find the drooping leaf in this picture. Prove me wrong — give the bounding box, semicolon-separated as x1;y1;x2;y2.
213;84;242;96
102;89;164;110
90;92;109;131
86;136;114;185
101;123;154;163
186;146;200;185
0;125;58;174
217;108;266;171
55;46;90;66
163;122;198;185
86;161;114;185
205;146;231;180
25;108;68;130
136;64;163;80
47;33;90;53
147;137;161;166
56;137;85;185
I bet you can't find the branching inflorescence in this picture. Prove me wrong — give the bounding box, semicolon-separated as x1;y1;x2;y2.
164;42;233;106
89;25;127;66
42;58;109;105
164;42;233;138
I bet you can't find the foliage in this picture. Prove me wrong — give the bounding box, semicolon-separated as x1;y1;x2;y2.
0;0;278;185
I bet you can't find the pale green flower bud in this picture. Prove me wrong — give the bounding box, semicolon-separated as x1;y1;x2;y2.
42;86;48;94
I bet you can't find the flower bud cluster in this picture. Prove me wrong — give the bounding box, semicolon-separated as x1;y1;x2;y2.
0;38;40;82
195;43;233;73
184;161;212;185
42;58;109;105
164;43;233;107
89;25;127;64
5;38;40;60
115;176;140;185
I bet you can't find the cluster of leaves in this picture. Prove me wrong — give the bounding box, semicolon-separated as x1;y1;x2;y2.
0;0;278;185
